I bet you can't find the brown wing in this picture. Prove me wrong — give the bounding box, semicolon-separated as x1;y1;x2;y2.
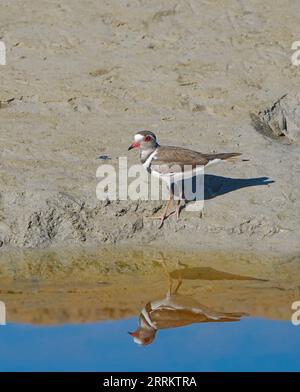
151;146;241;175
150;308;243;329
151;146;209;174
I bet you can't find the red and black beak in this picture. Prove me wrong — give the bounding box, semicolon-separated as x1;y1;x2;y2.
128;331;139;337
128;142;140;151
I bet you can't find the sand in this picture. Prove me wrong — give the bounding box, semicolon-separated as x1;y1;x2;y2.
0;0;300;257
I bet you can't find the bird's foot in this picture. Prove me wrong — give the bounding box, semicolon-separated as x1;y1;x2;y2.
150;211;175;220
151;211;175;228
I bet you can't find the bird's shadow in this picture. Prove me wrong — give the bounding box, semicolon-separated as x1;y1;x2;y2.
203;174;274;200
174;174;274;202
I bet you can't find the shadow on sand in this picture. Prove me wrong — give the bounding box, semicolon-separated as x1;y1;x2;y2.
203;174;274;200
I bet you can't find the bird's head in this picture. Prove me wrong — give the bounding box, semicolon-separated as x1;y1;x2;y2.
128;130;158;151
128;328;156;346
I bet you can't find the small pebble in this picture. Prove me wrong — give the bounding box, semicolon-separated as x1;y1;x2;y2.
96;155;111;160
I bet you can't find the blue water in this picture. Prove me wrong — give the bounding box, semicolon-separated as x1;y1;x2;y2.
0;317;299;371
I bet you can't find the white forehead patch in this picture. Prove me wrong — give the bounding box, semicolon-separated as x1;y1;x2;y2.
133;336;144;345
134;134;144;142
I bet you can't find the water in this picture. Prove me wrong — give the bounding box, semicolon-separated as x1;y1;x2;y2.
0;249;300;371
0;317;299;371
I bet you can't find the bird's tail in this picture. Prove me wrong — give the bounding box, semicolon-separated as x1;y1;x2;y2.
205;152;242;163
217;311;247;322
211;313;248;322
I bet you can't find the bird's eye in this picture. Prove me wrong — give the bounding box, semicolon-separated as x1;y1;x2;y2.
144;135;151;142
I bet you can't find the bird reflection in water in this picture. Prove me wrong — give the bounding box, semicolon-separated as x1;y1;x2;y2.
128;260;246;346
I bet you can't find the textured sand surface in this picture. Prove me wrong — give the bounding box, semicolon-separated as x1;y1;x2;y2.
0;0;300;256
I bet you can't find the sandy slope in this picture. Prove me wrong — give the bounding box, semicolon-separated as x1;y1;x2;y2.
0;0;300;256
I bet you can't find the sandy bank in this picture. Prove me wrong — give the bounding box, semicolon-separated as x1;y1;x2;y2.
0;1;299;255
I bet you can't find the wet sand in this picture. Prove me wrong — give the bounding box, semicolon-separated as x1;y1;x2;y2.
1;248;299;324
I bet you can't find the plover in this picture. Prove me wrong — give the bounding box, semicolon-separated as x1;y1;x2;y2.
129;257;245;345
128;130;241;227
129;285;243;346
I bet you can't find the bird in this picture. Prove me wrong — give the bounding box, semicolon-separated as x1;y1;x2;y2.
128;275;244;346
129;255;247;345
128;130;241;228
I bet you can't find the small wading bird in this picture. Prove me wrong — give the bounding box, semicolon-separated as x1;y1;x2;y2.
128;262;244;346
128;131;241;228
129;294;244;346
